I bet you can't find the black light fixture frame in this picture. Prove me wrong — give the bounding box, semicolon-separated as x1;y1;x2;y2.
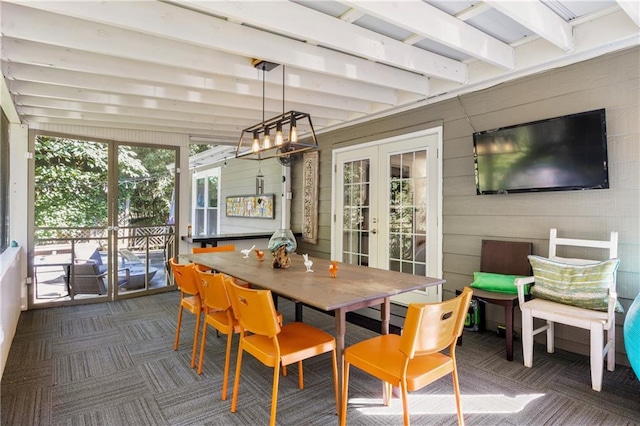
236;111;317;160
235;60;318;161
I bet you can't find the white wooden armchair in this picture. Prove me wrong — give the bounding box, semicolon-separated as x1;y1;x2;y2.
515;228;619;391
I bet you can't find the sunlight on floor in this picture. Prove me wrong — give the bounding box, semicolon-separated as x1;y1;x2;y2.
353;393;545;416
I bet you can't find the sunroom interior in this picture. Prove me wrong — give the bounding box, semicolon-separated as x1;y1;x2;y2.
1;1;639;423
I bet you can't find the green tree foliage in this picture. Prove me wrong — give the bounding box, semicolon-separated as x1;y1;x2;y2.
36;136;112;230
120;146;175;226
35;136;174;233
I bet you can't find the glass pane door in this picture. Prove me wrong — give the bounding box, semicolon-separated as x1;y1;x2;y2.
115;144;177;298
342;158;371;266
334;130;442;304
31;135;177;307
387;150;428;275
33;135;111;305
335;146;378;267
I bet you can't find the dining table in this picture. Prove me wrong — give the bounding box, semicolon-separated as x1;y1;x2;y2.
180;250;445;410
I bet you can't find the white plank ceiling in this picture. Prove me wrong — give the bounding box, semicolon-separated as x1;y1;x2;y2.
2;1;639;154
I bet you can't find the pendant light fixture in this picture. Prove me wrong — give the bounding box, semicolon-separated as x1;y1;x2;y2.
236;60;318;161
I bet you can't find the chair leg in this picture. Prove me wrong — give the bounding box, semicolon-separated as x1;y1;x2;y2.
340;362;350;426
383;381;392;406
191;310;201;368
522;308;534;368
505;304;514;361
331;349;339;416
606;324;616;372
590;324;604;392
174;306;183;350
451;363;464;426
270;362;281;426
546;320;555;353
222;332;233;400
197;322;208;374
298;360;304;389
400;380;410;426
231;343;244;413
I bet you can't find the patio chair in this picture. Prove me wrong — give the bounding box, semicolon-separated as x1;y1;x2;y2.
70;260;130;297
74;242;107;273
515;228;620;391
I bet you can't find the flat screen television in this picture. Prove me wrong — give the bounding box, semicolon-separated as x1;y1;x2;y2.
473;109;609;195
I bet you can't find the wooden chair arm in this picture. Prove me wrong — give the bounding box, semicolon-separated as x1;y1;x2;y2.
515;276;535;305
605;292;618;328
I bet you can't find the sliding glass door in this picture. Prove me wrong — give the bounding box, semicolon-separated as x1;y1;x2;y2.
32;135;177;307
114;143;177;298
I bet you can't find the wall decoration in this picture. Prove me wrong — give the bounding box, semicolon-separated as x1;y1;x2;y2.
302;151;319;244
225;194;275;219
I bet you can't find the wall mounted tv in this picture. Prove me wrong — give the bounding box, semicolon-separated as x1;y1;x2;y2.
473;109;609;195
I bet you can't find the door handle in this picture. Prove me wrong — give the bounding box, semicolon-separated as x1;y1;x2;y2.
371;229;377;234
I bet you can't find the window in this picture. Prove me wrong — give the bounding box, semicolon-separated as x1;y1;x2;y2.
192;168;220;236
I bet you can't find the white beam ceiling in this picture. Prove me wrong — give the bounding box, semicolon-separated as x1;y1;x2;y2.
484;0;574;51
1;0;637;143
342;0;514;69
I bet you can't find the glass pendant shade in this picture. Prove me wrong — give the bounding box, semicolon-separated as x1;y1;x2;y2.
289;116;298;143
268;229;297;254
252;131;260;153
275;122;284;146
263;129;271;149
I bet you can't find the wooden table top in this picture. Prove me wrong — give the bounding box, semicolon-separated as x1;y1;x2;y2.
181;251;445;312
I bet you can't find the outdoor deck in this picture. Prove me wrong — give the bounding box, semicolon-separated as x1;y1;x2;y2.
34;249;169;304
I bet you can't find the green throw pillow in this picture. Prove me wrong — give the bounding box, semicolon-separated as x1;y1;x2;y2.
528;255;623;313
470;272;528;295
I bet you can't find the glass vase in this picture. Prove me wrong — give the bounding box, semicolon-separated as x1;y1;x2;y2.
268;229;297;254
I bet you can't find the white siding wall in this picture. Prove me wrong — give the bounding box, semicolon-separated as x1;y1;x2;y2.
0;248;21;379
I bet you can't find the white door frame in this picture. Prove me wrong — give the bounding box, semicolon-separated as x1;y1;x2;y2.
331;127;444;284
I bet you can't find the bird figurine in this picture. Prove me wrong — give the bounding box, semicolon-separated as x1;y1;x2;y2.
329;261;338;278
303;253;313;273
240;245;255;258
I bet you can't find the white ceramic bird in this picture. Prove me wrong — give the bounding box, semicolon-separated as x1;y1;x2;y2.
240;245;255;258
303;253;314;272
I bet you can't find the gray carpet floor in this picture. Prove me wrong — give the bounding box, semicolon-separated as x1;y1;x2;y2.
2;291;639;425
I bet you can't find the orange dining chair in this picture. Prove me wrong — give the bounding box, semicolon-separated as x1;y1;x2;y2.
195;269;285;398
195;269;242;401
226;280;339;426
191;244;250;287
191;244;235;272
169;258;203;368
341;287;473;426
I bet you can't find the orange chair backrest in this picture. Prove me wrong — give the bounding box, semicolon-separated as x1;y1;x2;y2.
197;269;233;312
225;280;280;338
399;287;473;358
169;258;200;296
192;244;235;254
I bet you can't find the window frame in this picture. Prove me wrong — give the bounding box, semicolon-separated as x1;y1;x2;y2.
191;167;221;236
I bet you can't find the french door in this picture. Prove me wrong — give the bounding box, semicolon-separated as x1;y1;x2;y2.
32;135;177;307
332;129;442;304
